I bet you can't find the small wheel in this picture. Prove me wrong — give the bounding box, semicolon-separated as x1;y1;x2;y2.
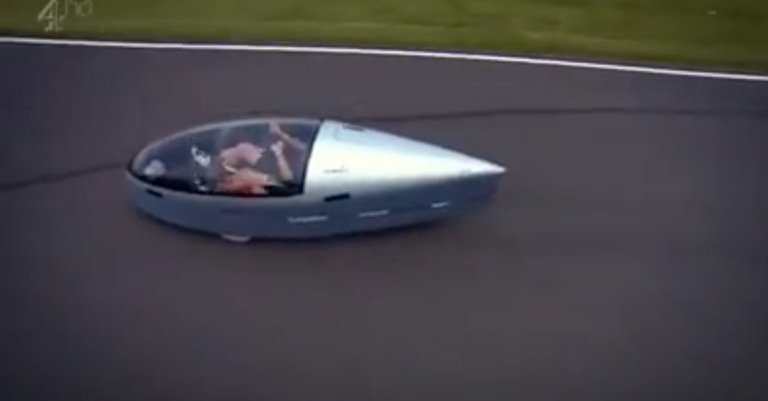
220;234;251;243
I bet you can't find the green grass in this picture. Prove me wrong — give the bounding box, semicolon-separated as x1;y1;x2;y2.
2;0;768;72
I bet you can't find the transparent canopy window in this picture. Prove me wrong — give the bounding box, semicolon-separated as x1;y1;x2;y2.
128;118;321;197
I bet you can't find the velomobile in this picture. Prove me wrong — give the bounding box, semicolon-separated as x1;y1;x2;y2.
125;117;505;242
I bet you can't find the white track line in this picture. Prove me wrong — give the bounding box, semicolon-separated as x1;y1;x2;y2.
2;35;768;82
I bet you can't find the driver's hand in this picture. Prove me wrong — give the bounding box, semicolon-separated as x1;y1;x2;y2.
270;140;285;156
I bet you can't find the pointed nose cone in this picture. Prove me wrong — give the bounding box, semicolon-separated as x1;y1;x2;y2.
458;157;506;178
324;121;505;190
413;142;505;181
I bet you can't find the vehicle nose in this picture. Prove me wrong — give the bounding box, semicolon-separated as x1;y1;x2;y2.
458;157;506;178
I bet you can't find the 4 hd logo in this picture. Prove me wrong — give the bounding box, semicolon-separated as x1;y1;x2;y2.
38;0;93;32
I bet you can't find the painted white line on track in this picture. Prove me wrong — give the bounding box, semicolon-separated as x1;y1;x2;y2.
1;36;768;82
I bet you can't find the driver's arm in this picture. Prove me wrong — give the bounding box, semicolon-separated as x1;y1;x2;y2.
272;124;308;152
273;151;295;182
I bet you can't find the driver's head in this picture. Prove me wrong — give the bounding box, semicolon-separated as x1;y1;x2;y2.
219;125;270;164
220;142;264;169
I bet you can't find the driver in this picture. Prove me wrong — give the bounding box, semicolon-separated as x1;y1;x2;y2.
215;121;308;195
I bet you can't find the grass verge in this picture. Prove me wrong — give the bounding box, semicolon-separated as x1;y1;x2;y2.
1;0;768;72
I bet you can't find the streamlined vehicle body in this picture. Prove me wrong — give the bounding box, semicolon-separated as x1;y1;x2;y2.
126;117;505;241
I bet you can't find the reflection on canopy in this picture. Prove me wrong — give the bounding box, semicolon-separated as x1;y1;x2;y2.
128;118;321;197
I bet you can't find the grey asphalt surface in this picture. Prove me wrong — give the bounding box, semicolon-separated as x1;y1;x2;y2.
2;43;768;401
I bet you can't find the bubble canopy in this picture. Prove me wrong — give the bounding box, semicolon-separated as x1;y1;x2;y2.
127;117;321;197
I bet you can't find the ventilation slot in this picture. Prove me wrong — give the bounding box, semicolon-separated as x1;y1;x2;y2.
358;209;389;218
146;189;163;198
288;215;328;224
324;193;351;202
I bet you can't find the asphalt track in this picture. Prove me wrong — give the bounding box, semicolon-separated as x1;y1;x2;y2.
2;42;768;401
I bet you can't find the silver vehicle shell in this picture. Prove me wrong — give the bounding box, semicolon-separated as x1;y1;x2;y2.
125;117;505;241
